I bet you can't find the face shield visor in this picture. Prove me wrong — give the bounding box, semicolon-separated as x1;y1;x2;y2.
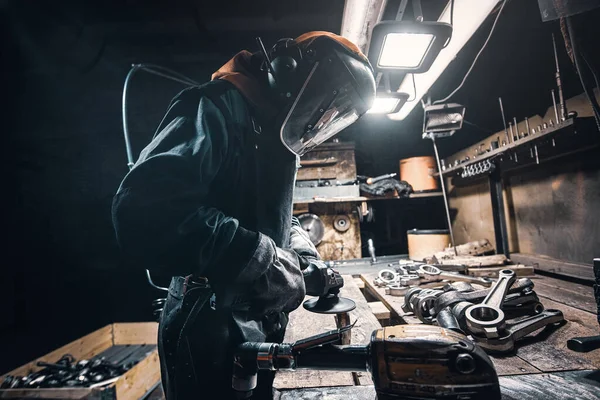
280;50;374;156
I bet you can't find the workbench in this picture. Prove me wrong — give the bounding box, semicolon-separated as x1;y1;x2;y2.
273;269;600;400
145;266;599;399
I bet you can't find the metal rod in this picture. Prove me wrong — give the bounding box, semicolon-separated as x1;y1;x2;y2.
431;138;457;256
513;117;519;139
525;117;530;136
498;97;509;143
552;34;567;120
489;170;510;258
551;89;560;123
508;122;514;143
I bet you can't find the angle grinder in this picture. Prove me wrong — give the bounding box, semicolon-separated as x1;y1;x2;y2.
302;262;356;314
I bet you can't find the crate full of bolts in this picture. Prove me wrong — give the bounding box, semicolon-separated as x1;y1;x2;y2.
0;322;160;400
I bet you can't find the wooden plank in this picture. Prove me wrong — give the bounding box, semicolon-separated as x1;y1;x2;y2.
0;388;99;399
368;302;391;320
360;273;420;324
435;255;508;267
276;370;600;400
433;240;495;260
467;264;535;278
112;322;159;345
354;278;365;289
339;276;382;386
114;349;161;400
1;325;113;380
273;294;355;390
487;356;540;376
533;277;597;313
515;298;600;372
499;370;600;400
511;253;595;281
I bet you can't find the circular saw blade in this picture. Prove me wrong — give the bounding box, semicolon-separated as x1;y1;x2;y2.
298;213;325;245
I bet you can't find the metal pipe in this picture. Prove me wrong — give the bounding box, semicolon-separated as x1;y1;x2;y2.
498;97;509;144
552;34;567;120
551;89;560;124
513;117;519;139
431;137;457;256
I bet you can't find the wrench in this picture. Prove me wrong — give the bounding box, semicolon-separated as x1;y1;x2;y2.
465;269;517;338
417;265;494;287
434;278;534;315
472;309;565;353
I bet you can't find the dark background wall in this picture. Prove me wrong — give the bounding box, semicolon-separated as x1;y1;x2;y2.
1;0;598;374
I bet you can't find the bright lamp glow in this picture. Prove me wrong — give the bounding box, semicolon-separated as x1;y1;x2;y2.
367;97;401;114
388;0;503;121
379;33;434;68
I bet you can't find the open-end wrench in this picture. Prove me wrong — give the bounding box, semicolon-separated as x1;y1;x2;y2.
417;265;494;287
472;309;565;353
465;269;516;338
434;278;534;315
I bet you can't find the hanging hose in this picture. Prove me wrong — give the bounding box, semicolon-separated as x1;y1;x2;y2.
121;63;200;170
120;63;199;312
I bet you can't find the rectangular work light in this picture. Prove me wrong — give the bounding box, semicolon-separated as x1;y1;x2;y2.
368;21;453;73
367;92;410;114
422;103;466;138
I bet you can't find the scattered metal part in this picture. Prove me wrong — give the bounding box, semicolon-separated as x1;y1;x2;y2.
436;307;464;333
543;122;548;129
513;118;519;140
417;265;493;287
534;145;539;164
473;309;565;353
524;117;530;136
465;270;516;338
508;121;514;143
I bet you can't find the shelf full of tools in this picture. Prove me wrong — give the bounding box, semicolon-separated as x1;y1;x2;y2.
437;114;599;183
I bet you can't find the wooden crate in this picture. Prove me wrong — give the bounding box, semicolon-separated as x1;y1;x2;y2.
0;322;160;400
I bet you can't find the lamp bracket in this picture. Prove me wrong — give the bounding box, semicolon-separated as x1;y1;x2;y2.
396;0;423;22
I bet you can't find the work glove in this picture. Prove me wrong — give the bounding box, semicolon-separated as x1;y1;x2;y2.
289;216;321;269
360;178;413;197
302;261;343;297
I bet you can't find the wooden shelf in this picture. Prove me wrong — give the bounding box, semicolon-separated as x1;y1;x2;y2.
293;191;443;204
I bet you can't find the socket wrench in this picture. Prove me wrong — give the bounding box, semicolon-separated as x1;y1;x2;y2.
465;269;516;338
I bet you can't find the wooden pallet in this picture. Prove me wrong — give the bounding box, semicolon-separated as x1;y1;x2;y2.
0;323;160;400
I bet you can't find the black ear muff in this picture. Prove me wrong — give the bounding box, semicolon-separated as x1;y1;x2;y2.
268;38;302;97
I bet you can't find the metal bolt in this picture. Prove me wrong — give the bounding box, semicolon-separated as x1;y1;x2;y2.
455;353;476;374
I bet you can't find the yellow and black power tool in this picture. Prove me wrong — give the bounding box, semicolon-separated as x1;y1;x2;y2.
233;324;500;400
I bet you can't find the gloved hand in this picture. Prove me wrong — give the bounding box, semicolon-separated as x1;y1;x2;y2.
302;261;344;297
289;216;321;269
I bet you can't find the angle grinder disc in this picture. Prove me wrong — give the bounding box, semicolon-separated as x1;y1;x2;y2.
303;295;356;314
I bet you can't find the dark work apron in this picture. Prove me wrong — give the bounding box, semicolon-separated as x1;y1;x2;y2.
158;276;287;400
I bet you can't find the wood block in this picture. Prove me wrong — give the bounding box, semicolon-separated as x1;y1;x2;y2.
368;302;391;320
354;278;365;289
467;264;535;278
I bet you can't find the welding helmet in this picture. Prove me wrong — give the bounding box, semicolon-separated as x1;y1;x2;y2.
263;32;376;156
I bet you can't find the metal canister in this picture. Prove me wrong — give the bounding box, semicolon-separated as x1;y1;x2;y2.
407;229;450;261
399;156;439;192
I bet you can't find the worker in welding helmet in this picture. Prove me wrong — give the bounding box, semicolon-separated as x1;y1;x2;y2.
112;32;375;400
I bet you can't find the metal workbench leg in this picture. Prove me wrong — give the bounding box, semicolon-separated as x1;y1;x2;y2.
489;169;510;258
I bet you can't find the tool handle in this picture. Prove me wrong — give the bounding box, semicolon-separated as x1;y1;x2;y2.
567;336;600;353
